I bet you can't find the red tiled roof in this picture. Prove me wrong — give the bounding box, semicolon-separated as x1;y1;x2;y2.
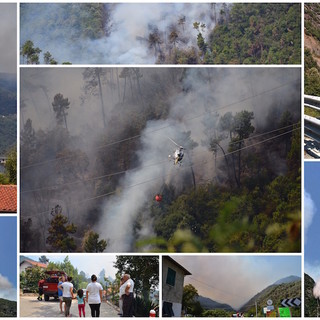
0;185;17;213
24;259;47;269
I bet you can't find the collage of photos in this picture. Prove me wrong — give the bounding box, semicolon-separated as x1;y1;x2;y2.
0;0;319;318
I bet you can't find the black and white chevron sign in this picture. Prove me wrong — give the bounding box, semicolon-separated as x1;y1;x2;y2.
281;298;301;308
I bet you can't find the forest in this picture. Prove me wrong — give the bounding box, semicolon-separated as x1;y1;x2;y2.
20;67;301;253
20;3;300;65
0;73;16;184
305;4;320;119
0;73;16;155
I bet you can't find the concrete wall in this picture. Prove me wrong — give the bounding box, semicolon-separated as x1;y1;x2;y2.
162;258;186;316
20;261;32;273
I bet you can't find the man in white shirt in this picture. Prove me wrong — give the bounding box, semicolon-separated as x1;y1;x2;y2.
122;274;134;317
58;276;74;317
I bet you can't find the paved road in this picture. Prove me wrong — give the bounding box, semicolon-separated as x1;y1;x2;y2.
20;295;119;317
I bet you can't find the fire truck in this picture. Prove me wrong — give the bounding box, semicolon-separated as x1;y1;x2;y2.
41;270;67;301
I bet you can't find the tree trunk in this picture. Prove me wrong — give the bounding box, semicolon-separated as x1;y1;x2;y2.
185;151;196;189
237;142;241;187
97;71;107;128
116;69;121;103
214;142;233;188
122;77;127;103
63;110;68;131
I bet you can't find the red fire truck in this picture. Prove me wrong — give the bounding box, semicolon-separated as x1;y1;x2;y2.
41;270;67;301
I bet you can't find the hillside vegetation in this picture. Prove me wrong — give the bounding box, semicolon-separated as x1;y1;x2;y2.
305;3;320;119
20;3;300;65
201;4;300;64
0;74;16;155
0;298;17;317
20;68;301;253
305;273;318;317
241;280;301;317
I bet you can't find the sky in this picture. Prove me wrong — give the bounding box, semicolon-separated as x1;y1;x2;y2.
304;162;320;282
174;255;301;310
0;217;17;301
0;3;16;74
27;255;119;279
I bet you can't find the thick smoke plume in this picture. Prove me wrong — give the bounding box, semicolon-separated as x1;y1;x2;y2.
0;4;16;73
20;3;221;64
314;280;320;299
174;256;301;310
20;68;300;252
0;274;16;301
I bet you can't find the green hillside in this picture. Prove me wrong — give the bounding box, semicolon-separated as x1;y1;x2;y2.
0;73;16;155
0;115;16;155
165;3;300;64
241;280;301;317
0;298;17;317
205;4;301;64
305;4;320;107
305;273;318;317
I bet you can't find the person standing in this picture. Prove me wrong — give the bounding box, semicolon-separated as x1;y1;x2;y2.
86;274;103;317
37;279;45;301
58;276;74;317
122;274;134;317
58;275;65;314
77;289;86;317
118;277;125;316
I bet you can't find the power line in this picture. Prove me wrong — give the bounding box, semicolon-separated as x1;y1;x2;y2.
21;126;299;219
20;123;298;195
188;276;248;300
20;78;300;170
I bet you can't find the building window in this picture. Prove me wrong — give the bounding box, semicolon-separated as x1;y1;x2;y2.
166;267;176;286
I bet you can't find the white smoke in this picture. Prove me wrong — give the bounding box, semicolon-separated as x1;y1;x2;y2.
20;68;301;252
314;280;320;299
20;3;220;64
304;190;316;243
0;274;16;301
99;120;190;251
0;4;16;73
98;68;301;251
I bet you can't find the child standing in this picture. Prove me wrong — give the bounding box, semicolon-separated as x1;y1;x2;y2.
77;289;86;317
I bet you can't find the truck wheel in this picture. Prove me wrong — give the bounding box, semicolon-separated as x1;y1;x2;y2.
44;295;49;301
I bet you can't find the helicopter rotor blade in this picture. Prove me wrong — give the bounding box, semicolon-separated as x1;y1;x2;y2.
167;136;181;148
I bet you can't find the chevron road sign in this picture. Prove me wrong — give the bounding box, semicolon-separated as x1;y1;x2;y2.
281;298;301;308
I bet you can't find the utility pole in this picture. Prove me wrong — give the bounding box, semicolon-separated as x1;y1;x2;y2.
255;301;258;317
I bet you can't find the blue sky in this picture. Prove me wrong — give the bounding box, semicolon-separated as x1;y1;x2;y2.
27;255;118;279
0;217;17;301
175;255;301;309
305;162;320;281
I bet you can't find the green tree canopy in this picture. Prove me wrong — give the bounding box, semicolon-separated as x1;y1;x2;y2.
46;211;77;252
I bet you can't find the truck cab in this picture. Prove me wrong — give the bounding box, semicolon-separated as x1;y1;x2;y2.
42;270;66;301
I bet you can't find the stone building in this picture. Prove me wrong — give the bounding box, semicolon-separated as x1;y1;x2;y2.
162;256;191;317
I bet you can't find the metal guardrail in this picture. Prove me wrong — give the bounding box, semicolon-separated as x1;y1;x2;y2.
304;95;320;158
305;95;320;141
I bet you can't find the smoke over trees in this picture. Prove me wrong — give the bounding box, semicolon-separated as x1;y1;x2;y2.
20;3;300;65
20;67;301;253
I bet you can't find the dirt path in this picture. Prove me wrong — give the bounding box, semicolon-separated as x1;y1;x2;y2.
20;295;119;318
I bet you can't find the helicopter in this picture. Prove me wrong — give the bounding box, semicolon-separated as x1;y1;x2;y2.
168;137;184;165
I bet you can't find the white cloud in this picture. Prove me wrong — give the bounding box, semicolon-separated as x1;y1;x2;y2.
0;274;16;301
304;190;316;243
305;261;320;283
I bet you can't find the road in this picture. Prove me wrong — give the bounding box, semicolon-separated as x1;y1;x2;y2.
304;136;320;159
20;294;119;317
